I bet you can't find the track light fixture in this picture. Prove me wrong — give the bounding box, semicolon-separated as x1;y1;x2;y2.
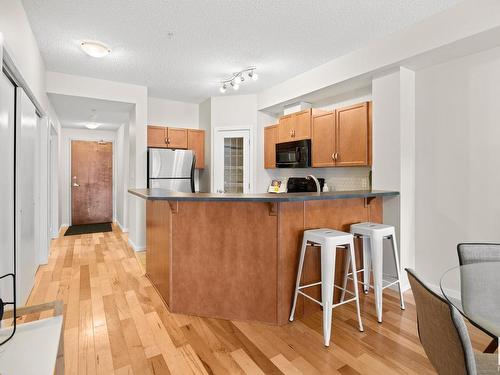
219;67;258;93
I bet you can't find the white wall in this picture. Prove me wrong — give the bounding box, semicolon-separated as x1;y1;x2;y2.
415;46;500;287
208;95;258;192
148;97;199;128
371;68;416;290
1;0;62;274
198;98;211;192
59;128;118;226
115;123;129;231
0;0;48;111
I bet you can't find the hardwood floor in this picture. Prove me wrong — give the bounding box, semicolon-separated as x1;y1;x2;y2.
24;225;490;374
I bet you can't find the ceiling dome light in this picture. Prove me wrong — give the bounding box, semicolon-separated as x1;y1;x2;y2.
231;81;239;91
85;122;100;129
80;41;111;58
219;84;227;93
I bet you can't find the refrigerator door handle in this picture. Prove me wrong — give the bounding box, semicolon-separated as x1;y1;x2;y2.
190;154;196;193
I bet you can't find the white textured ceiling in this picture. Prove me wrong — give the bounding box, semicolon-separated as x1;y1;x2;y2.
23;0;462;103
49;94;133;131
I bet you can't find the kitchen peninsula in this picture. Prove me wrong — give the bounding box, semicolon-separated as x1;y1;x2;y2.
129;188;399;325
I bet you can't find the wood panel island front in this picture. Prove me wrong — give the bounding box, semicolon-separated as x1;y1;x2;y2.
129;188;399;325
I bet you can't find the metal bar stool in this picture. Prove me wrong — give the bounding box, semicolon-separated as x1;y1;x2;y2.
289;228;364;346
341;222;405;323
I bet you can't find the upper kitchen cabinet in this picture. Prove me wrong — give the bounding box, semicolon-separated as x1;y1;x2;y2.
187;129;205;169
277;109;327;143
166;127;188;149
311;112;336;167
311;101;372;167
147;126;188;149
335;102;371;167
148;126;205;168
147;125;168;148
264;124;277;169
278;114;294;143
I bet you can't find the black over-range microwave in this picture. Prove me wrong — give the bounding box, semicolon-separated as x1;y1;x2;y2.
275;140;311;168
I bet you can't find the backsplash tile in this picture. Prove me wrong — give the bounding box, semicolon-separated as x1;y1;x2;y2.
263;167;371;192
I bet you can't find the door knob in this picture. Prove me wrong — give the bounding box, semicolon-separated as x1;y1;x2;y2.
73;182;80;187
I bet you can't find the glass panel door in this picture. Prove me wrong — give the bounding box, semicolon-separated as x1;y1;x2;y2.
223;137;244;193
214;129;250;194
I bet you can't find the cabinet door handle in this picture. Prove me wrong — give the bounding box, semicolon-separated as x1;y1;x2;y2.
165;137;169;144
332;153;335;160
335;152;339;160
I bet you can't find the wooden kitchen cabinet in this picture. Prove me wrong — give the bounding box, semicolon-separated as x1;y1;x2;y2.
166;127;188;149
336;102;371;166
148;126;188;149
278;114;294;143
148;125;205;168
147;126;167;148
310;101;371;167
293;110;313;140
311;112;335;167
277;109;327;143
264;125;277;169
187;129;205;169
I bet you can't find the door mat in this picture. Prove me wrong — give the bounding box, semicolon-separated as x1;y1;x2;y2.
64;222;112;236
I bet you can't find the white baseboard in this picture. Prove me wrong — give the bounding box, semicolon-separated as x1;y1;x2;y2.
128;238;145;252
115;220;128;233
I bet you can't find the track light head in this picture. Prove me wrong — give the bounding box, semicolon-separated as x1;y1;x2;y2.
220;84;227;93
249;70;258;81
231;81;240;91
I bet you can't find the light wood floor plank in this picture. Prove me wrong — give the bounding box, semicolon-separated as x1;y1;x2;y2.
21;225;493;375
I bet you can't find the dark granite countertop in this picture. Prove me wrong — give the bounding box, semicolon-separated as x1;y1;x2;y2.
128;188;399;202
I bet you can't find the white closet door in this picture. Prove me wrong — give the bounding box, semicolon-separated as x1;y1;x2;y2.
16;88;38;305
0;73;15;302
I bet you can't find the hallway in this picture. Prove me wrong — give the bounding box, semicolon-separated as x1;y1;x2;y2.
25;227;486;375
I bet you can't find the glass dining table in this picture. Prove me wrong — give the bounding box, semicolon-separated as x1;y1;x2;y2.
440;261;500;349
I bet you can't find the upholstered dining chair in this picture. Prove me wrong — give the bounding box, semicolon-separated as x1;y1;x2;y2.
406;268;497;375
457;243;500;353
458;243;500;266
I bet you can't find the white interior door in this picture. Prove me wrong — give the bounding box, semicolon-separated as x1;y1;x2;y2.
16;88;38;305
213;129;250;193
0;72;15;303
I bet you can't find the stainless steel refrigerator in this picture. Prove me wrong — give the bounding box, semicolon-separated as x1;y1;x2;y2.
147;148;195;192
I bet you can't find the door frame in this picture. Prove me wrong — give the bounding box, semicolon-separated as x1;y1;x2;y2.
68;137;116;226
211;126;254;194
48;121;59;239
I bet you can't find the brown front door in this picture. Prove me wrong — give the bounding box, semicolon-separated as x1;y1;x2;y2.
71;140;112;225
